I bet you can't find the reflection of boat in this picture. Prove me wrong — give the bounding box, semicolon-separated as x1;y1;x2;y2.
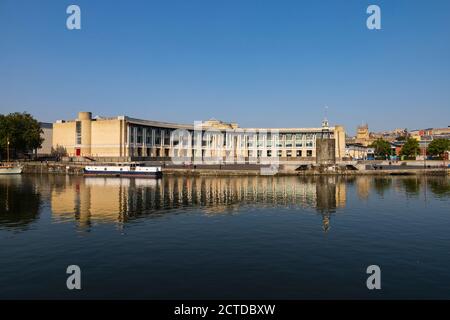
84;177;158;188
84;164;162;178
0;164;23;175
134;178;158;187
85;177;132;187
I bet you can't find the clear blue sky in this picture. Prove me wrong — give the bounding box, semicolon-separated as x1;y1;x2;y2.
1;0;449;134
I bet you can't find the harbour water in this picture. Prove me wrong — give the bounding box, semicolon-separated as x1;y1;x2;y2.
0;174;449;299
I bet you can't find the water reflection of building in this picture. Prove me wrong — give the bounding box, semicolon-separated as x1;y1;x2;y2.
50;176;346;231
356;177;370;200
315;176;346;231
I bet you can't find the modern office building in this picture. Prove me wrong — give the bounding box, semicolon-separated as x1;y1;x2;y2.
53;111;346;162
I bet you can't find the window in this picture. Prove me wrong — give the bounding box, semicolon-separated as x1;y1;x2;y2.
130;127;135;144
163;130;171;146
277;150;282;157
146;129;152;145
286;143;292;148
247;135;254;148
267;150;272;157
286;150;292;157
296;142;303;147
306;141;313;147
155;129;161;145
257;136;263;147
307;150;312;157
137;127;143;144
76;121;82;144
296;150;302;157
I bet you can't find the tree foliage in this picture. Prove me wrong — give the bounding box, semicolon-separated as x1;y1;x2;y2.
0;112;43;158
427;138;450;157
400;138;420;157
370;139;391;157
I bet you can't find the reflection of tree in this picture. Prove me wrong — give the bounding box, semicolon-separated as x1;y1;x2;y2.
428;178;450;197
401;178;421;195
0;177;41;231
373;178;392;196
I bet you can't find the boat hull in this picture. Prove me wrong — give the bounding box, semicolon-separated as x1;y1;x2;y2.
0;167;22;175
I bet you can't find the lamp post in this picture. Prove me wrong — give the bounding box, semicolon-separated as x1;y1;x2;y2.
423;141;427;169
7;136;10;163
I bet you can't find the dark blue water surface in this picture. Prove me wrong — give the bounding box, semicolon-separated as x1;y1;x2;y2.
0;174;449;299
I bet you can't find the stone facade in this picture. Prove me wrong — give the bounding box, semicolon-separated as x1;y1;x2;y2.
53;112;346;162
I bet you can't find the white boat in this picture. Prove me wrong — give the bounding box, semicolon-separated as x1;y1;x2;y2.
1;138;22;174
84;164;162;178
0;164;23;175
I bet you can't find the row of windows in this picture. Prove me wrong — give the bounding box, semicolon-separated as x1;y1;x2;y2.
130;127;173;145
171;149;314;157
130;148;314;158
255;150;313;157
128;125;321;148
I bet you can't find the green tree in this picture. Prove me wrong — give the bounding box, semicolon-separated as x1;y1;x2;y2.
427;138;450;158
370;139;392;158
400;138;420;158
0;112;43;159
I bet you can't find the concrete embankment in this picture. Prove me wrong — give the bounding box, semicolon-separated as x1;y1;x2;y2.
21;162;85;175
163;168;448;176
17;162;450;176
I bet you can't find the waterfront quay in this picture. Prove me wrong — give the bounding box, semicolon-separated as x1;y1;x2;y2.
16;159;450;176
